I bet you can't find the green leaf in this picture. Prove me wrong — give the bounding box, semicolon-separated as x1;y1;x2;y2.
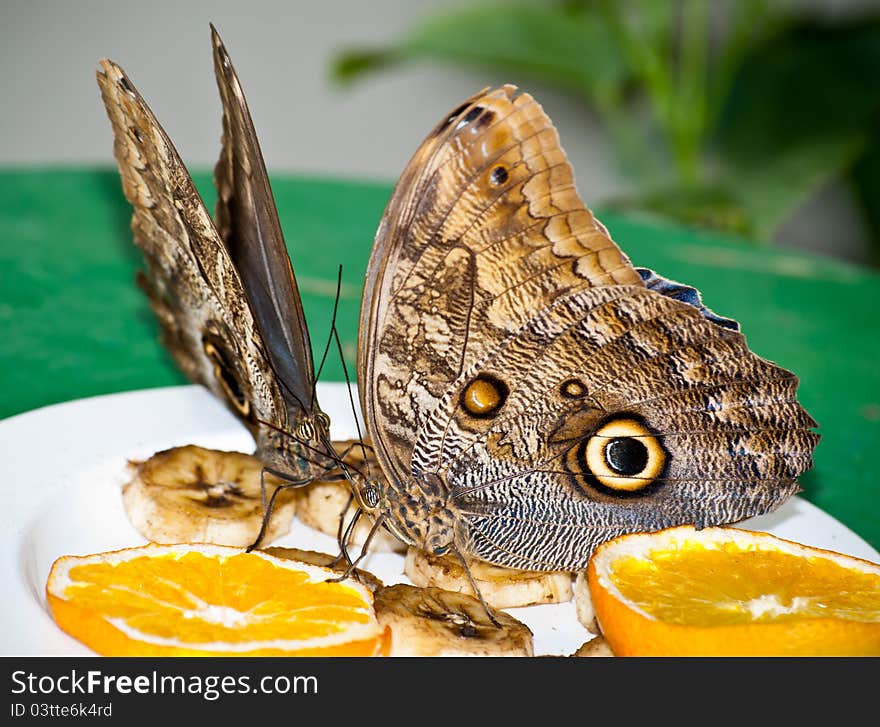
601;184;754;237
595;129;867;243
712;15;880;239
330;2;631;105
615;133;869;242
730;134;868;241
850;138;880;261
715;17;880;157
332;49;398;84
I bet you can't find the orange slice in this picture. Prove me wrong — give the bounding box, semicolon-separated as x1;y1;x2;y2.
587;526;880;656
46;544;389;656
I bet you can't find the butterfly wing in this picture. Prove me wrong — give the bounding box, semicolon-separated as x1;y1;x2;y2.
359;85;643;487
211;27;319;423
360;86;818;568
413;284;818;570
97;38;329;480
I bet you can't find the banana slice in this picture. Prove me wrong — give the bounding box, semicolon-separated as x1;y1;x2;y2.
573;570;599;634
262;546;384;592
296;440;406;553
122;445;295;547
373;584;533;657
404;547;574;609
572;636;614;657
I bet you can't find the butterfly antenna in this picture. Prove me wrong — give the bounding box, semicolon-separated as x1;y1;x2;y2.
321;440;372;481
312;265;344;403
335;503;364;571
328;492;357;569
332;321;373;480
304;264;372;494
253;273;342;417
253;416;353;474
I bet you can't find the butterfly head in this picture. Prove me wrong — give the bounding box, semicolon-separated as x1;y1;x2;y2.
294;410;330;444
354;472;457;554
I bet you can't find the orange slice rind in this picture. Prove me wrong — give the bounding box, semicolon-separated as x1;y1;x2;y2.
587;525;880;656
46;543;389;656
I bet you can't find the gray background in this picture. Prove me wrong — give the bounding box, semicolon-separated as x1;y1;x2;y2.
1;0;874;264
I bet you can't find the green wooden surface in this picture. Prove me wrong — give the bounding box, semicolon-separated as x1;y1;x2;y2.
1;168;878;552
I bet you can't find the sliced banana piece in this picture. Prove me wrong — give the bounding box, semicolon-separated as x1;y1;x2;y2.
573;570;599;634
296;440;406;553
572;636;614;657
404;547;574;609
262;547;384;593
373;584;533;657
122;445;295;547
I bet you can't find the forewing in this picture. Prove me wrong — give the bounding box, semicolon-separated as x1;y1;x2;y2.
359;85;644;485
211;26;318;419
96;59;322;478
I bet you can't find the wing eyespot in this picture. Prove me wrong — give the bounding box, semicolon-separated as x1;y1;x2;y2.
442;102;472;127
460;374;508;418
457;106;482;128
118;75;136;95
489;165;509;187
582;417;666;492
202;336;251;419
560;378;587;399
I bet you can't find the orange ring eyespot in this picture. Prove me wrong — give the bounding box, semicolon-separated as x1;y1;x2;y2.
461;374;508;418
584;418;666;492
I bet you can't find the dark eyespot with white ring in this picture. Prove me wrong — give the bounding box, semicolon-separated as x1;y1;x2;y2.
443;102;471;126
119;75;136;95
583;417;666;492
460;374;508;418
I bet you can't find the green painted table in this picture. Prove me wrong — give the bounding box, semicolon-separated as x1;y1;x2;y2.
1;168;878;552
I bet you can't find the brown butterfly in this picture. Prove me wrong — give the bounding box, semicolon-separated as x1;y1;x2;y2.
96;26;343;512
354;85;820;571
98;28;818;573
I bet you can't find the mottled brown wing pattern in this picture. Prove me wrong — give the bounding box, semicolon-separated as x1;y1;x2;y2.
96;55;326;480
410;284;818;570
359;85;819;571
359;86;643;485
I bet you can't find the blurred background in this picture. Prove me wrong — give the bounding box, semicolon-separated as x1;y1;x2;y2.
2;0;879;266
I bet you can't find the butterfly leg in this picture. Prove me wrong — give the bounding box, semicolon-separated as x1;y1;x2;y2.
329;494;359;569
247;466;314;552
451;545;501;627
328;513;386;583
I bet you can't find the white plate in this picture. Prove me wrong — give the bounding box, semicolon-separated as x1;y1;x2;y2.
2;383;878;657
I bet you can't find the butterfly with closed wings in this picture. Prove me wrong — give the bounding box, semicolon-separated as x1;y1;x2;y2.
96;26;368;549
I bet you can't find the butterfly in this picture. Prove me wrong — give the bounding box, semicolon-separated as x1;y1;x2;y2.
98;28;818;573
354;85;820;571
96;25;345;518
